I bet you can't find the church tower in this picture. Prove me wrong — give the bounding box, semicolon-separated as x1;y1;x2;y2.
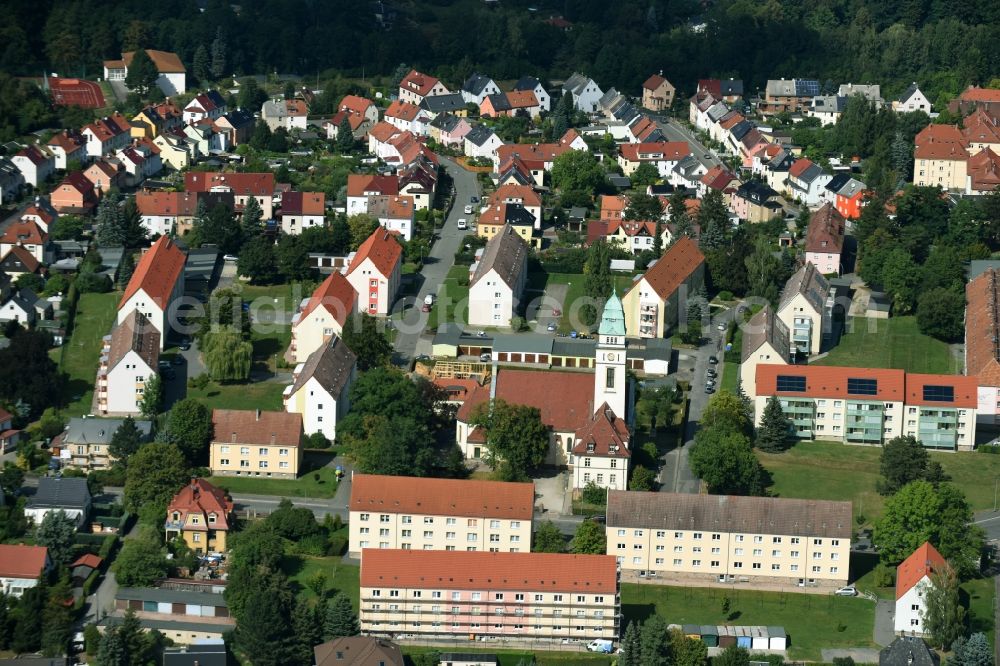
594;289;627;418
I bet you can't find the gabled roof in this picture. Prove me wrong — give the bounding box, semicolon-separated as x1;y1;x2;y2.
464;124;498;147
314;637;404;666
880;637;938;666
619;141;691;163
488;184;542;209
897;83;924;104
573;404;629;458
419;93;466;114
968;147;1000;192
107;310;159;372
15;145;50;166
184;171;275;196
281;191;325;216
368;194;414;221
496;143;569;168
805;203;846;254
119;236;186;310
741;305;790;363
512;76;543;92
896;542;949;599
290;336;356;400
385;99;421;122
463;72;496;96
298;272;357;327
701;165;739;191
914;124;968;161
122;49;185;73
400;69;443;97
346;174;399;198
0;544;48;579
643;74;668;91
26;476;90;510
0;246;41;274
348;228;402;277
563;72;596;96
627;236;705;300
506;90;539;109
167;478;234;532
211;409;302;447
368;121;399;144
904;373;978;408
136;191;199;217
350;474;533;520
471;224;528;289
1;220;46;247
456;368;595;432
59;171;95;196
962;109;1000;145
957;86;1000;103
779;263;830;313
964;268;1000;385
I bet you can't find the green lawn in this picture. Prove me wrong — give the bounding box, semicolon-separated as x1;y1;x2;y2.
759;440;1000;524
207;462;339;498
186;380;287;411
962;577;996;644
283;555;359;608
250;324;292;373
541;273;636;333
404;646;612;665
428;265;470;329
621;583;876;661
721;360;739;394
56;292;119;417
814;316;960;373
242;282;313;312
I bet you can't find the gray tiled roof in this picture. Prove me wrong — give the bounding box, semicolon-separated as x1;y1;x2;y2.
470;225;528;289
740;305;789;363
779;263;830;314
289;336;356;400
27;476;90;510
62;417;152;445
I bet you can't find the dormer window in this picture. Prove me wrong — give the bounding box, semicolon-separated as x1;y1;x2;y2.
208;513;216;524
172;512;180;522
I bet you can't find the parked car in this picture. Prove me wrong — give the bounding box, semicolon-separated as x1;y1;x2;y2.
547;323;557;331
158;360;170;370
708;356;718;364
464;205;473;214
835;586;858;597
471;195;479;203
704;386;715;394
223;254;238;262
179;341;191;351
479;352;492;362
717;323;727;331
457;218;468;230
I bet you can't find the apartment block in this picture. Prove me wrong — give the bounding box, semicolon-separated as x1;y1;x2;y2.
607;491;852;589
754;365;978;451
360;550;619;642
209;409;303;479
348;475;534;557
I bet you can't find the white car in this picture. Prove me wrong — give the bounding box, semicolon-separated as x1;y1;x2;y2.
464;205;473;214
834;586;858;597
457;218;468;230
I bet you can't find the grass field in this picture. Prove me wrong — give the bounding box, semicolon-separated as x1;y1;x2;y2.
962;577;996;643
721;360;739;394
283;555;359;608
208;462;338;498
759;440;1000;523
404;646;612;665
814;316;960;373
242;282;313;312
186;380;287;411
56;292;119;417
541;273;637;333
428;265;470;329
621;583;876;661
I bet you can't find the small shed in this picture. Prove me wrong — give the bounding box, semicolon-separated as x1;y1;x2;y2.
752;626;769;650
683;624;701;639
719;626;737;647
736;626;752;648
700;625;718;647
767;626;787;651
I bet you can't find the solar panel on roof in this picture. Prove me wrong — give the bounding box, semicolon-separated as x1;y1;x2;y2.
795;79;820;96
847;378;878;396
922;385;954;402
776;375;806;392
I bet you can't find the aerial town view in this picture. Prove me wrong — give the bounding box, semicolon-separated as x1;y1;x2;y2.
0;1;999;665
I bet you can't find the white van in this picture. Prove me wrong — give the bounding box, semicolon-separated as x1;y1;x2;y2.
457;218;468;230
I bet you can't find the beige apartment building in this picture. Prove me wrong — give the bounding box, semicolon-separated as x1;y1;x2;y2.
360;550;620;642
209;409;303;479
607;491;852;589
348;475;534;557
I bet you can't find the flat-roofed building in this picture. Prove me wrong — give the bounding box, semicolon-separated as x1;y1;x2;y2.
359;549;619;641
606;490;852;588
348;474;534;557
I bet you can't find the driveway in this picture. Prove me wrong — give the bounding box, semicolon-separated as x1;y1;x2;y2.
392;157;480;363
527;283;568;333
533;469;572;516
874;598;895;646
822;649;882;663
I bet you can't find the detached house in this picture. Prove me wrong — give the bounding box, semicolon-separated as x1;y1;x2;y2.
0;219;51;264
214;109;255;146
103;49;186;95
804;204;846;275
46;130;87;170
82;114;131;159
740;305;791;400
398;69;450;106
786;158;832;206
894;83;932;113
185;171;276;218
762;78;820;115
485;184;543;229
82;159;123;194
51;171;98;214
97;310;160;416
326;95;379;140
135;190;199;236
461;73;501;106
25;476;91;528
368;194;415;241
345;228;402;316
284;336;357;442
288;271;357;364
571;405;630;492
513;76;551;112
280;191;325;235
384;100;426;135
731;181;781;223
468;225;529;328
562;72;604;113
210;409;304;479
118;236;187;349
11;145;54;187
346;174;399;216
618;142;691;177
261;98;309;131
463;124;503;161
894;542;950;636
621;237;705;338
165;478;234;554
777;263;833;356
0;544;50;598
183;90;227;124
641;73;676;111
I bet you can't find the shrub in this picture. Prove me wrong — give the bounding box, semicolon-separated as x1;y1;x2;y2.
98;534;119;560
291;533;330;556
328;534;348;556
718;290;734;301
580;481;606;506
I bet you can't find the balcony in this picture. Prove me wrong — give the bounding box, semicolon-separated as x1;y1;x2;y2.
640;304;658;315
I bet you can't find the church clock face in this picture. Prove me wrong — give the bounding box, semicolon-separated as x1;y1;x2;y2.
606;353;616;361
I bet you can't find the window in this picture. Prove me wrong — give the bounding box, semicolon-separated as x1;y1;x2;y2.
425;517;434;524
693;532;703;540
490;520;500;529
791;550;799;557
258;447;268;456
278;448;288;456
258;461;268;469
240;447;249;455
846;378;878;395
923;385;955;402
776;375;806;392
791;537;800;544
360;513;369;521
735;535;744;542
472;592;482;601
511;521;520;529
772;550;781;557
634;529;644;537
813;538;823;545
606;368;615;389
753;536;763;543
219;458;230;465
674;532;683;538
380;515;390;523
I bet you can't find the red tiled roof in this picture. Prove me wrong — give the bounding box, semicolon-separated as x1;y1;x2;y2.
0;220;46;246
350;474;534;520
586;220;609;245
135;191;199;217
701;165;738;191
904;373;978;408
184;171;275;196
0;544;48;579
496;143;569;169
61;171;96;195
347;174;399;198
167;478;234;532
400;69;442;97
298;271;357;327
211;409;303;447
962;109;1000;145
456;369;595;432
627;236;705;300
619;141;691;162
756;364;905;401
432;378;482;402
914;124;969;160
339;95;375;116
47;130;86;152
572;404;630;458
368;121;399;144
967;268;1000;387
968;147;1000;192
16;145;49;166
118;236;186;310
487;184;542;209
122;50;186;73
21;205;56;227
788;158;815;178
608;219;658;237
805;203;846;254
599;195;626;222
643;74;667;91
958;86;1000;103
281;191;325;216
896;542;948;600
348;228;403;278
386;100;421;122
70;553;103;570
506;90;538;108
361;549;619;594
0;408;11;424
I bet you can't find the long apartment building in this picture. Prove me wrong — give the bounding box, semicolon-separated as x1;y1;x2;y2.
607;491;852;589
754;365;978;451
360;550;620;641
348;474;534;557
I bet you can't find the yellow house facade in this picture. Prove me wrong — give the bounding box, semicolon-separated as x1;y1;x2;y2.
164;479;234;554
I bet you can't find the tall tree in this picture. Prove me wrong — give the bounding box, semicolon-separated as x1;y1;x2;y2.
619;621;642;666
336;117;354;153
715;646;751;666
570;519;607;554
124;49;159;97
139;374;162;418
121;198;147;248
113;525;168;586
192;44;210;83
469;400;549;481
237;236;279;284
346;214;380;250
669;628;709;666
202;325;253;382
756;396;792;453
94;193;125;247
689;428;765;496
922;566;966;649
241;194;264;237
878;435;930;494
950;632;993;666
232;570;295;666
35;510;76;566
163;399;213;465
624;192;664;221
96;625;127;666
701;390;753;438
639;615;671;666
209;28;227;79
697;189;731;250
341;312;392;371
630;162;660;188
116;252;135;290
323;593;359;639
276;235;312;281
532;520;566;553
109;416;143;468
291;599;323;664
916;287;965;341
582;239;612;326
123;443;190;518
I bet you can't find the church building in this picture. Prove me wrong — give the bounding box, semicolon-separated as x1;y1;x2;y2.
454;292;632;492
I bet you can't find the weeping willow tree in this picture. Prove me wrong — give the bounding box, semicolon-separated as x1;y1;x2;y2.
203;325;253;381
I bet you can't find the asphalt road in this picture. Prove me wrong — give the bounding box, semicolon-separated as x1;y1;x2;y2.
973;510;1000;542
657;118;724;170
391;157;480;363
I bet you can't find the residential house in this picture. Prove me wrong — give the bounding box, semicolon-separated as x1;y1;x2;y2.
348;474;534;557
326;95;379;140
135;190;199;236
398;157;438;211
948;85;1000;117
19;202;57;232
11;145;54;187
913;124;969;189
669;154;709;189
618;142;692;177
0;289;49;325
485;184;543;229
461;73;501;106
214;109;255;146
731;181;781;222
698;165;741;200
50;172;98;214
562;73;604;113
512;76;551;112
24;477;91;528
419;93;469;119
807;95;847;126
0;544;50;597
621;237;705;338
55;416;152;471
754;364;977;449
280;191;325;235
314;637;404;666
429;114;473;149
164;478;234;554
468;225;529;328
606;490;852;587
116;145;162;187
96;311;160;416
130;106;165;139
0;219;50;264
284;336;357;442
894;83;932;113
786;158;832;206
463;125;504;161
762;78;820;115
82;159;123;194
81;114;131;159
384;100;426;135
831;176;867;220
571;405;630;492
642;73;676;111
560;128;589;152
359;550;619;640
102;587;234;645
366;121;401;158
839;83;884;105
46;130;87;170
606;220;668;255
697;78;745;104
880;638;938;666
0;407;20;454
480;91;541;119
384;130;439;170
805;204;846;275
103;50;186;95
345;228;402;316
0;159;25;204
346;174;399;216
0;246;40;278
894;542;950;635
261;98;309;131
288;272;357;364
777;263;833;356
494;143;570;183
184;171;276;218
964;268;1000;426
182;91;227;124
961;109;1000;155
740;305;791;400
368;194;415;241
209;409;303;479
762;148;796;193
967;148;1000;196
153;132;194;170
398;70;450;106
118;236;186;349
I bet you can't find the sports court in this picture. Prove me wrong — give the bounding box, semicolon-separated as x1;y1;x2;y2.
48;77;105;109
